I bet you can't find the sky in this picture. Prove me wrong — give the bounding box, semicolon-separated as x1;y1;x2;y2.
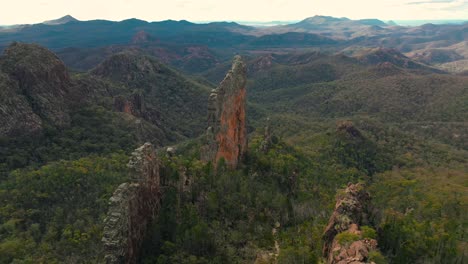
1;0;468;25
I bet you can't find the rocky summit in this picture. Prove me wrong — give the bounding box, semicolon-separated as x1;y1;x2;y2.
322;183;380;264
201;55;248;168
0;43;70;136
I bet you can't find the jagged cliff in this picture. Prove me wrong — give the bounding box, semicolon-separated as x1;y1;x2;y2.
322;183;380;264
102;143;161;264
201;55;248;168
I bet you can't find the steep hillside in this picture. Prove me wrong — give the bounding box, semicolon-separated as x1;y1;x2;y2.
90;50;210;138
354;48;442;73
0;43;210;174
0;43;71;136
57;39;221;73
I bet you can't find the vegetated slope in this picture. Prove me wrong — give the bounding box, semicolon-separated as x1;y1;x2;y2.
0;42;71;136
371;166;467;264
202;52;365;88
224;50;468;150
354;47;443;73
136;118;467;263
0;43;210;174
90;50;210;139
0;154;130;263
0;44;212;262
1;109;465;263
56;40;222;73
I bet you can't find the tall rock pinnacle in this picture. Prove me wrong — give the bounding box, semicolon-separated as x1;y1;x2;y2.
201;55;247;168
102;143;161;264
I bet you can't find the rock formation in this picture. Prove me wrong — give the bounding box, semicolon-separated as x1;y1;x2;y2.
201;55;248;168
114;92;146;117
336;121;363;139
90;51;208;139
0;72;43;136
323;183;380;264
102;143;161;264
0;43;71;136
259;118;273;153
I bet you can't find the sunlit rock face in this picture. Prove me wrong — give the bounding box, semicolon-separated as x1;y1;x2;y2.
201;55;247;168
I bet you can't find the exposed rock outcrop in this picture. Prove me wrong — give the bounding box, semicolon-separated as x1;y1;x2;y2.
91;51;208;140
336;121;363;139
323;183;380;264
0;72;42;136
201;55;248;168
102;143;161;264
114;92;146;117
259;118;273;153
0;43;71;136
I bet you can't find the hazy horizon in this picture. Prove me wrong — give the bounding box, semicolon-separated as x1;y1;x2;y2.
2;0;468;25
1;14;466;27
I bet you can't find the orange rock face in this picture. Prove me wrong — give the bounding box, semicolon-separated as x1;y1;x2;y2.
201;56;247;168
215;87;247;167
114;93;145;117
322;183;382;264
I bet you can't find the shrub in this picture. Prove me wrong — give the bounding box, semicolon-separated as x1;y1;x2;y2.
368;250;388;264
335;231;360;245
361;226;377;239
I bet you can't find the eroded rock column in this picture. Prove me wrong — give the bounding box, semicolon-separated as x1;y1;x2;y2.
201;55;247;168
102;143;161;264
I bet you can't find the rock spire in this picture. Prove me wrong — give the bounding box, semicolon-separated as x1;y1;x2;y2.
102;143;161;264
201;55;248;168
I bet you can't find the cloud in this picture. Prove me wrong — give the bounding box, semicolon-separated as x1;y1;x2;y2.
407;0;454;5
406;0;468;10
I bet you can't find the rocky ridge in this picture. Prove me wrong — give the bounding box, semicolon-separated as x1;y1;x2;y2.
323;183;380;264
91;50;209;140
102;143;161;264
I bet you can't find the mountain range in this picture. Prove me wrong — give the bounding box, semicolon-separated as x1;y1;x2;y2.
2;15;468;74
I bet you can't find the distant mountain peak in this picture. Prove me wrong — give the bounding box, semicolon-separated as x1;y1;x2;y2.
294;15;386;28
357;19;387;26
300;15;349;24
43;15;78;25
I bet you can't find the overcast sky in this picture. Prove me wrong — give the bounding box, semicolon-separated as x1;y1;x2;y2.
1;0;468;25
